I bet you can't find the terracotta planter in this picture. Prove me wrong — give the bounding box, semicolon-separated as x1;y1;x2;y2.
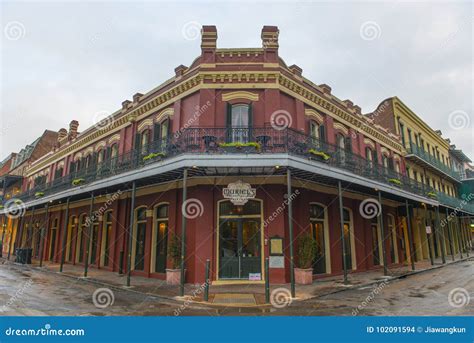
294;267;313;285
166;268;185;285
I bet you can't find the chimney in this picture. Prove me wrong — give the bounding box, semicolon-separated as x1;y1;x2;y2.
201;25;217;63
343;100;354;110
261;26;279;62
174;65;188;78
289;64;303;77
353;105;362;115
133;93;143;103
68;120;79;140
319;84;332;95
122;100;132;111
58;128;68;141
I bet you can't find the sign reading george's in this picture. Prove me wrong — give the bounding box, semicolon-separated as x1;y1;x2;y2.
223;181;256;205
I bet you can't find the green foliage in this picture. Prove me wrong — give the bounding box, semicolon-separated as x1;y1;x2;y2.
219;142;261;151
296;233;317;269
72;178;85;186
143;152;166;162
308;149;330;160
427;191;437;199
167;234;181;269
388;178;402;186
35;192;45;197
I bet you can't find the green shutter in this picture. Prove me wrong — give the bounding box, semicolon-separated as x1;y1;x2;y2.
226;103;232;142
248;103;253;141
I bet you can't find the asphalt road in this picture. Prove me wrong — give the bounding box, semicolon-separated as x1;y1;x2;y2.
0;259;472;316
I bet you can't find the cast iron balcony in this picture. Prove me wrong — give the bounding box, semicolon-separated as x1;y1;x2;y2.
12;127;473;213
406;143;461;182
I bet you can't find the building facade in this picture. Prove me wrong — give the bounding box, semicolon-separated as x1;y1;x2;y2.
0;26;472;286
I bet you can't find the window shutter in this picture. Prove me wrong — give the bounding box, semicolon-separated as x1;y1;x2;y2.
105;146;111;160
153;123;161;142
134;132;142;151
226;103;232;142
248;103;253;140
319;125;326;143
388;157;395;171
373;149;378;164
344;136;352;152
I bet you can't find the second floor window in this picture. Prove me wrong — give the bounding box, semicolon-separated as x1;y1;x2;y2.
227;103;251;142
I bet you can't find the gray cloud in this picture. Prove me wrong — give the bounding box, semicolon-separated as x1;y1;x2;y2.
1;1;472;159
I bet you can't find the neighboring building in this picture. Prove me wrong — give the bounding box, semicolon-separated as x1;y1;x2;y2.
0;26;471;286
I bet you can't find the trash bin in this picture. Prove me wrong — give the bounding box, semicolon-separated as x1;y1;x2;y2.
24;248;32;264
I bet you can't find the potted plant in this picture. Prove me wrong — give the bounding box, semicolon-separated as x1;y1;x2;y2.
142;152;166;163
166;234;183;286
308;148;331;162
388;178;402;187
427;191;437;199
295;233;317;285
35;191;45;198
72;178;85;186
219;142;261;154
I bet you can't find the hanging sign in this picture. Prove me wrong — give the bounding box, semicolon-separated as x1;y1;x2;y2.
223;181;256;205
425;226;432;234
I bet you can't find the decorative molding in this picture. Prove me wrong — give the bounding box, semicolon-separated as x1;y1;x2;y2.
73;153;82;161
138;119;154;132
155;108;174;123
304;108;324;123
364;139;375;149
381;147;390;156
108;134;121;145
57;161;65;169
95;141;106;151
333;123;349;135
222;91;259;102
83;147;94;156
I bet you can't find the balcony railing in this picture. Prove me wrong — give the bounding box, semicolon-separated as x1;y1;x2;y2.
10;127;473;213
406;143;460;181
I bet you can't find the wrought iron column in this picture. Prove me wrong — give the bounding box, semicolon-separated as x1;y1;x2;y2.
378;191;388;276
25;207;35;249
39;204;50;267
84;192;95;277
59;198;70;272
424;205;434;265
405;200;415;271
287;169;296;296
0;216;6;257
445;208;455;261
126;182;136;287
338;181;348;284
436;206;446;264
454;215;463;259
16;209;26;250
464;217;470;256
180;169;188;297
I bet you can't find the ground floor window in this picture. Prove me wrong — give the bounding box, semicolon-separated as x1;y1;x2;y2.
152;204;168;273
310;203;327;274
132;207;147;271
342;208;353;270
371;217;381;266
100;211;113;267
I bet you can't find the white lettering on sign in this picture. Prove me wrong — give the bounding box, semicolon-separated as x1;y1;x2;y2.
223;181;256;205
426;226;432;234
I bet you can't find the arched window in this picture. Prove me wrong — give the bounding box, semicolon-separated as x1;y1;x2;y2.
141;129;150;154
66;216;76;263
76;214;87;263
365;147;374;168
132;207;148;271
227;103;251;143
100;211;113;267
309;204;328;274
152;204;169;273
49;218;59;261
97;149;104;165
370;216;382;266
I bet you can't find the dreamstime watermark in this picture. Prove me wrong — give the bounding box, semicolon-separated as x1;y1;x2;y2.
1;278;33;312
182;21;201;41
448;110;471;131
440;193;473;228
4;21;26;41
352;280;389;315
359;198;381;219
448;287;470;308
359;21;381;41
263;190;300;228
174;279;210;316
92;288;115;309
182;198;204;219
2;198;26;219
270;110;292;131
174;101;212;139
270;288;292;308
92;110;114;131
84;190;122;228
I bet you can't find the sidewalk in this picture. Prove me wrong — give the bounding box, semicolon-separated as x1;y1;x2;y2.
1;252;471;307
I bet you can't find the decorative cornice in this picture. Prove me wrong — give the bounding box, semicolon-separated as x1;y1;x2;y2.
333;123;349;135
95;141;106;151
138;119;154;132
364;138;375;149
155;108;174;122
222;91;259;102
108;134;120;145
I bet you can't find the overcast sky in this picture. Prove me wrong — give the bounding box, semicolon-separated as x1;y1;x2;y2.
1;0;472;161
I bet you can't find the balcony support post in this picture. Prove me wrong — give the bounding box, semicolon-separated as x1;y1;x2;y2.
424;205;434;265
16;209;26;250
287;169;296;296
464;216;470;256
435;206;446;264
454;215;463;259
126;182;136;287
180;169;188;297
445;207;455;261
405;200;415;271
84;192;94;277
25;207;35;249
378;191;388;275
59;197;70;272
39;204;49;267
338;181;349;284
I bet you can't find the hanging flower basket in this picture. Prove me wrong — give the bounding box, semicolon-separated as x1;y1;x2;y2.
0;205;4;210
388;178;402;187
143;152;166;162
14;199;23;204
427;191;437;199
72;178;85;186
35;192;45;198
219;142;261;154
308;148;331;161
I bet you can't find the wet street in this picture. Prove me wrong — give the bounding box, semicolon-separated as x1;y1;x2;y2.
0;259;472;316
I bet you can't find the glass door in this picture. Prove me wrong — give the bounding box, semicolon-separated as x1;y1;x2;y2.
219;219;240;279
240;219;261;278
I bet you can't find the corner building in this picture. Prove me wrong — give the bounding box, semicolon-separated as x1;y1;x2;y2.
1;26;472;285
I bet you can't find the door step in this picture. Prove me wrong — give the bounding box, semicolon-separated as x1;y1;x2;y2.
212;293;257;305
